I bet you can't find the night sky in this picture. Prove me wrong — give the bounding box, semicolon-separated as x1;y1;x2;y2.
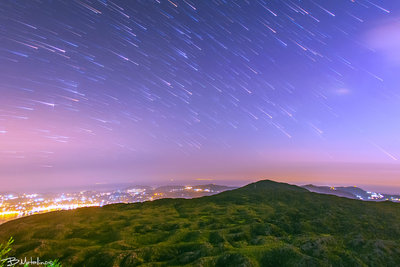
1;0;400;192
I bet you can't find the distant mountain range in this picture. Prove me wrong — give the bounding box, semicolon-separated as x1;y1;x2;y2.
0;180;399;266
302;184;400;202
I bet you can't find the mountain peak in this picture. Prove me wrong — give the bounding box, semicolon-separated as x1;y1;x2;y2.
241;179;307;192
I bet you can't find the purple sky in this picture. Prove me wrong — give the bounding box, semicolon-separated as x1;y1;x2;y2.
1;0;400;193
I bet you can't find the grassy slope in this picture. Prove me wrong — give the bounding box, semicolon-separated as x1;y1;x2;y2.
0;180;399;266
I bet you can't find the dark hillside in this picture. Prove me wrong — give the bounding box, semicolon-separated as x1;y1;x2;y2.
0;180;399;266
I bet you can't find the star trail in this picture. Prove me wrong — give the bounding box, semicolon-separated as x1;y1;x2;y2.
1;0;400;191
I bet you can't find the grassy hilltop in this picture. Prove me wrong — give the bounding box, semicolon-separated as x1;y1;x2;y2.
0;180;399;266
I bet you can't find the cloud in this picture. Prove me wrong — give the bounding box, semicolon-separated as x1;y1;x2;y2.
365;19;400;64
334;88;351;96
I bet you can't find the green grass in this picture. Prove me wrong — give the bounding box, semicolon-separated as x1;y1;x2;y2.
0;180;399;266
0;237;13;267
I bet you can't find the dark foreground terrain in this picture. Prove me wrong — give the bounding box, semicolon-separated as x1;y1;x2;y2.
0;180;399;266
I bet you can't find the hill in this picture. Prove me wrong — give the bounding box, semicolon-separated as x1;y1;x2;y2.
0;180;399;266
302;184;400;202
302;184;358;200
